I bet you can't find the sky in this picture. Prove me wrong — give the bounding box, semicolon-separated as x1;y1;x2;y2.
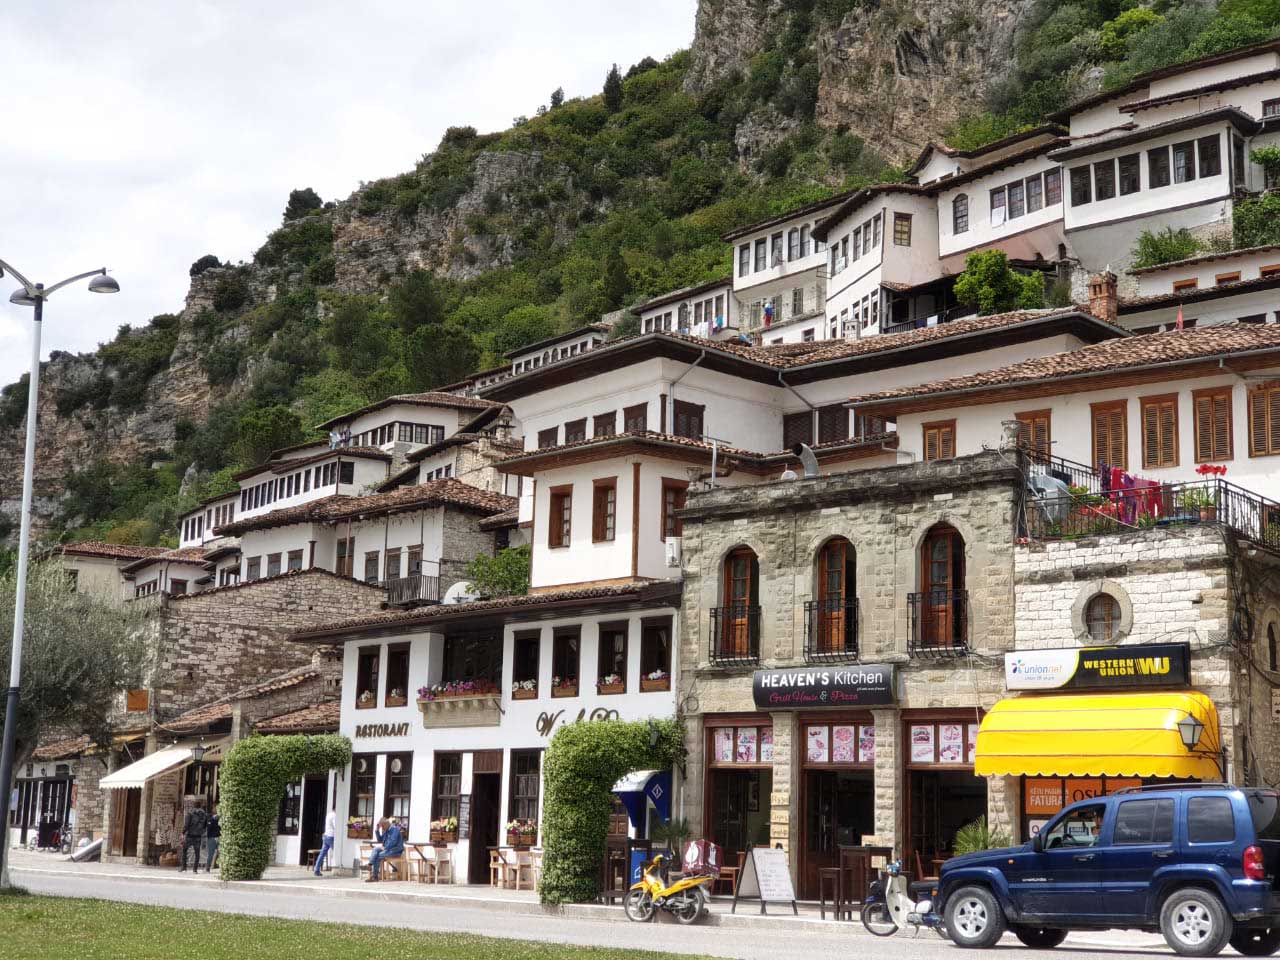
0;0;695;389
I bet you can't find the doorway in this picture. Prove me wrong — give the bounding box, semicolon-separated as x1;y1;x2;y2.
38;779;70;848
919;524;965;648
111;787;142;858
908;769;986;868
800;769;874;898
299;776;329;866
709;768;771;873
468;773;502;882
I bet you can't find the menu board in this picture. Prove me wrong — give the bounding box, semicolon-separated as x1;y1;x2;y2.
858;726;876;763
732;846;798;915
714;728;733;763
967;723;979;762
806;725;828;763
910;724;935;763
938;723;964;763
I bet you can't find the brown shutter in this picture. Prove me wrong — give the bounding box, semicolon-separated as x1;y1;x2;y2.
1140;396;1177;468
1195;394;1213;462
1271;388;1280;457
1015;410;1051;458
783;412;813;449
1213;393;1231;460
817;404;848;444
1251;390;1268;456
940;423;955;459
1193;389;1232;462
1092;401;1127;470
924;426;939;463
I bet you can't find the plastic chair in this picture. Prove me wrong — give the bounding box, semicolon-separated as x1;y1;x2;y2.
433;847;454;884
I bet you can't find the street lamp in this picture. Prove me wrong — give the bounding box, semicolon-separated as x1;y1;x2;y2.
1177;713;1206;752
190;741;206;765
0;258;119;887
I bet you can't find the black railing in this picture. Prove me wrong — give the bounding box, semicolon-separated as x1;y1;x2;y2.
709;604;761;665
908;590;969;658
382;574;441;606
804;598;859;663
1025;478;1280;552
1024;446;1102;495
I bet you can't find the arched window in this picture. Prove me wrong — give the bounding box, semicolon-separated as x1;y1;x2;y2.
715;548;760;662
1269;623;1277;672
787;228;800;261
812;538;856;658
1085;593;1121;643
953;194;969;235
915;524;966;651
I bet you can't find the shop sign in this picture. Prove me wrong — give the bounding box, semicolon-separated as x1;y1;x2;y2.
458;794;471;840
752;664;894;710
354;722;410;738
1024;778;1063;815
535;707;619;738
1004;643;1190;691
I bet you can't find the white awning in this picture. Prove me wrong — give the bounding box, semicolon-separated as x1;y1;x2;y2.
612;769;659;793
99;746;193;790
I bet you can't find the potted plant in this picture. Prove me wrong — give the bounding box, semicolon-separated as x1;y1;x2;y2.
640;669;670;692
551;675;578;698
505;818;538;848
597;673;624;695
357;690;375;709
951;817;1012;856
650;816;692;864
418;680;499;702
347;816;372;839
1179;487;1218;522
385;687;407;708
511;678;538;700
429;816;458;845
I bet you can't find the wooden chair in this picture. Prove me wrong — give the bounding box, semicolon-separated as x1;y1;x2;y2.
433;847;454;884
914;850;939;882
380;850;408;881
500;849;526;890
818;866;852;921
511;850;534;890
489;849;505;887
716;850;745;896
530;849;543;888
412;845;435;883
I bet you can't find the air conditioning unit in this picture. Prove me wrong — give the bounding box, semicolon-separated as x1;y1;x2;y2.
665;537;683;568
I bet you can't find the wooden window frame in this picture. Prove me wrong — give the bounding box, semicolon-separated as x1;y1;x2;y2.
1091;399;1128;471
537;427;558;449
552;628;580;697
623;403;647;434
355;646;380;710
1014;408;1052;458
591;477;617;543
564;418;587;445
1140;393;1179;469
922;419;956;463
1260;264;1280;279
661;478;688;540
593;411;617;438
596;620;629;691
893;212;912;246
1192;386;1234;463
1172;279;1198;292
548;484;572;548
431;752;462;821
1248;382;1280;458
1215;271;1241;285
673;399;705;440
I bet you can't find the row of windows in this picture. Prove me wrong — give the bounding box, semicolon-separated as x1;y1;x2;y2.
828;213;883;276
350;421;444;449
951;169;1062;235
737;225;826;277
244;549;304;582
513;339;600;374
1166;264;1280;294
511;620;673;696
348;752;426;835
1069;135;1236;208
184;501;237;542
535;401;705;450
422;749;542;826
424;463;453;480
745;286;812;329
240;460;355;512
546;478;688;548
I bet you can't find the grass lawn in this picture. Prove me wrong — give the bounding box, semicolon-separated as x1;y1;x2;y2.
0;894;714;960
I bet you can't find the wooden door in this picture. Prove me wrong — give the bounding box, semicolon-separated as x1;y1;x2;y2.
920;526;962;647
817;540;850;653
723;549;756;655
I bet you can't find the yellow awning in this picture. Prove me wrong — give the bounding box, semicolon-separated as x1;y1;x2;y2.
974;691;1221;779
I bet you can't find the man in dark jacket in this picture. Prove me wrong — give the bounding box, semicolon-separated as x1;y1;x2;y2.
180;800;209;873
205;810;221;872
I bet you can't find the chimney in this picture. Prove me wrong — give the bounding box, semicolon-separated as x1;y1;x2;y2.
1087;269;1118;324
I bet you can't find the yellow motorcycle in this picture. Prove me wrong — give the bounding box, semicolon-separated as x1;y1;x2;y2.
623;853;712;924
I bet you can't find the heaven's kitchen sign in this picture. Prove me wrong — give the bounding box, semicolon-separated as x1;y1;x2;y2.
752;665;895;709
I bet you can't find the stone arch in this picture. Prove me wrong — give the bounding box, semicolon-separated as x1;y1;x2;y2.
1259;604;1280;672
1069;579;1135;644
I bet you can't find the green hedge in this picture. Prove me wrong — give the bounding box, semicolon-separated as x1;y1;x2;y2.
218;734;352;881
539;718;684;904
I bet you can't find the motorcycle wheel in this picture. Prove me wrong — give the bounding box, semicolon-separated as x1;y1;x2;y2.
674;888;707;925
624;889;655;923
861;901;899;937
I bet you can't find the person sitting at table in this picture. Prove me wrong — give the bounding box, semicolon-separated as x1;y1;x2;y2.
365;818;404;882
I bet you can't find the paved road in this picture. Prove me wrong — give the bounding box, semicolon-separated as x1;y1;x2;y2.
11;868;1175;960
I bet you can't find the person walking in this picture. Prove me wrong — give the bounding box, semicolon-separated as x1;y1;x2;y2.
179;799;209;873
365;817;403;882
314;808;337;876
205;810;221;873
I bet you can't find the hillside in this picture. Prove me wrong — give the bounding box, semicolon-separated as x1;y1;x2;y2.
0;0;1271;551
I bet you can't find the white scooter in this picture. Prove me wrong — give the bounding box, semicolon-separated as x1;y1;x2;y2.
859;860;949;939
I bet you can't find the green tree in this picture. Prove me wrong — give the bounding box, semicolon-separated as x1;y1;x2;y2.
1251;145;1280;186
388;270;446;335
603;63;623;113
550;87;565;109
1129;227;1203;269
952;251;1044;315
602;249;630;308
235;405;303;466
1234;193;1280;247
283;187;323;222
188;254;222;277
464;545;530;598
405;324;479;391
1099;8;1163;59
1186;13;1272;59
490;305;557;358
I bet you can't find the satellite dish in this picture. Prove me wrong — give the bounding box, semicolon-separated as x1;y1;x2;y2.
442;581;480;605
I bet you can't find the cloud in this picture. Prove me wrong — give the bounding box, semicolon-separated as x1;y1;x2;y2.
0;0;694;386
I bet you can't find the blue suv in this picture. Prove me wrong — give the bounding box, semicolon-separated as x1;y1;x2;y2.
935;785;1280;956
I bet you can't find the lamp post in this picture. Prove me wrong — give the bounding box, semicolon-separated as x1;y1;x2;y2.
0;259;119;887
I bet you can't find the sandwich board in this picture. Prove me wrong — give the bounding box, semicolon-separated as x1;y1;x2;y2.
731;845;798;915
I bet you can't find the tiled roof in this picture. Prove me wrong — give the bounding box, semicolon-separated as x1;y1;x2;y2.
32;735;92;761
1128;244;1280;276
292;580;683;640
504;324;609;359
265;438;331;461
233;446;390;482
478;508;519;530
405;431;523;465
918;140;1070;194
1119;69;1280;113
216;479;516;536
120;546;213;575
1119;274;1280;311
432;363;513;394
315;391;495;430
161;665;326;734
906;125;1067;176
633;277;732;313
852;323;1280;410
810;184;935;242
60;541;169;561
162;702;232;734
1049;107;1258;161
254;701;340;734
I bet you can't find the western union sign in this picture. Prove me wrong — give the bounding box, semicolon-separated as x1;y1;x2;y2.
1005;642;1190;691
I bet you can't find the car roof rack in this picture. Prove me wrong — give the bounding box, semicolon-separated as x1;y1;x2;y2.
1112;782;1235;795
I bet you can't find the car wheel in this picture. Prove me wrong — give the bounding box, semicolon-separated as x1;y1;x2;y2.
1160;888;1233;957
1229;928;1280;957
945;885;1007;949
1012;926;1068;949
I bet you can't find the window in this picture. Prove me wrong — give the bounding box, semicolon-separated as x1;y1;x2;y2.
592;478;616;542
922;420;956;463
432;753;461;821
287;549;303;572
1045;168;1062;205
893;212;912;245
1249;383;1280;456
1173;278;1198;292
862;222;873;255
1270;624;1278;672
1188;796;1236;844
1114;798;1174;845
800;225;811;257
1266;99;1280;118
1070;166;1092;206
537;427;558;449
1026;175;1043;212
169;579;188;596
355;647;379;708
661;479;687;540
1141;394;1178;468
349;755;376;835
1173;140;1196;183
335;537;354;577
754;238;767;271
552;628;580;696
850;230;859;261
623;403;647;433
1265;264;1280;279
1189;388;1232;465
673;399;705;439
383;753;412;832
364;551;379;583
1092;400;1128;470
266;553;282;578
1216;271;1241;285
792;286;805;316
1015;409;1052;458
339;461;354;484
1241;313;1267;324
1198;134;1221;178
801;328;815;342
1042;803;1104;850
1094;159;1116;201
597;622;628;691
548;485;572;547
738;244;750;277
640;617;672;687
246;557;261;581
1149;146;1171;188
512;630;539;696
380;643;410;707
991;187;1007;225
1007;181;1025;218
509;750;542;823
1085;593;1121;643
564;418;587;444
787;228;799;261
953;194;969;234
817;403;847;444
594;411;616;438
771;232;783;265
871;214;881;248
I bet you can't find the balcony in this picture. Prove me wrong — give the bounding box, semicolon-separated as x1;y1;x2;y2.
804;598;859;663
381;574;440;607
708;604;761;666
908;590;969;658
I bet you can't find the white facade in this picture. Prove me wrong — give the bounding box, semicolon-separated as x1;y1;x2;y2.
1133;247;1280;297
235;455;388;522
179;494;238;548
637;281;737;340
509;329;607;375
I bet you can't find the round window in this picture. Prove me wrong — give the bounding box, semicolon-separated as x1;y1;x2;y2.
1085;593;1121;643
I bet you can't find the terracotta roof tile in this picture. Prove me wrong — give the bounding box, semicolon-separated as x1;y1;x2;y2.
315;391;495;430
121;546;214;574
1119;69;1280;113
233;446;390;482
1119;275;1280;311
254;701;340;734
59;541;170;561
852;324;1280;410
633;277;732;313
722;191;856;242
161;665;327;734
1129;244;1280;276
162;701;232;734
32;735;92;761
478;508;519;530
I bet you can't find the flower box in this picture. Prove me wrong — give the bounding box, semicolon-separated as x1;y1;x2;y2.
506;830;537;848
418;694;502;728
347;822;372;840
551;683;579;698
597;681;625;695
384;694;408;708
511;687;538;701
640;677;670;692
429;829;457;845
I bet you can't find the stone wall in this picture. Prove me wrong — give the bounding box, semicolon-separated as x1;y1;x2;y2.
74;757;110;842
439;505;500;593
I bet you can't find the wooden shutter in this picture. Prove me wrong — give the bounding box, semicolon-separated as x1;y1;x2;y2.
922;421;955;463
673;400;705;439
1193;389;1232;462
817;404;848;444
591;480;616;542
783;412;813;449
1015;409;1051;458
1140;394;1178;468
1250;385;1280;457
1091;401;1127;470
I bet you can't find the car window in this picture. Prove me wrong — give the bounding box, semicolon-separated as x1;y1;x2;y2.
1248;792;1280;841
1113;798;1174;845
1042;803;1105;849
1187;796;1235;843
